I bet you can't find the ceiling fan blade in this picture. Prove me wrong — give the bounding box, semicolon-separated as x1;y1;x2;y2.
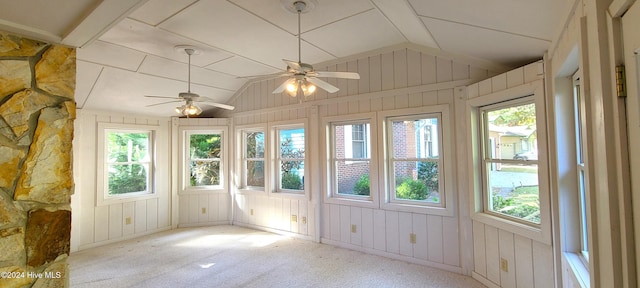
196;97;235;110
315;71;361;79
307;77;339;93
236;72;290;80
146;100;183;107
145;95;180;99
198;102;235;110
273;78;295;94
283;59;302;72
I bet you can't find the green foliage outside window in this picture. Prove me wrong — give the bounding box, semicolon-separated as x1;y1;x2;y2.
279;137;304;190
106;131;149;195
491;186;540;223
189;134;221;186
353;174;370;196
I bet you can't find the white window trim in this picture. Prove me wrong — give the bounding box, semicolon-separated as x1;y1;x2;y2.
378;106;454;216
322;112;378;208
268;119;308;199
96;122;158;206
467;79;552;244
235;124;268;194
178;126;228;195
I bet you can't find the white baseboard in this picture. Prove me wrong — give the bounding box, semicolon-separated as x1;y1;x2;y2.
75;226;172;251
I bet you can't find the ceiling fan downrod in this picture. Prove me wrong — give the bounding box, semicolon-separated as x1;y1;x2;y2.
294;1;306;64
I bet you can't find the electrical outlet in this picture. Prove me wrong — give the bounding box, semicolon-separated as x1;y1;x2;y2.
301;216;307;224
500;258;508;272
410;233;416;244
250;209;254;216
125;217;131;225
351;224;357;233
291;215;297;222
201;207;206;214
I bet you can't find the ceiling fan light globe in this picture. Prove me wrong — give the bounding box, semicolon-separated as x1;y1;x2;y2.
302;82;316;96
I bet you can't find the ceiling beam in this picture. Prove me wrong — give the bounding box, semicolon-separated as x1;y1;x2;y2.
369;0;439;49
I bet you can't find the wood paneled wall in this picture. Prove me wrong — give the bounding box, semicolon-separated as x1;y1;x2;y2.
467;62;555;288
223;46;497;272
71;111;172;251
174;117;231;227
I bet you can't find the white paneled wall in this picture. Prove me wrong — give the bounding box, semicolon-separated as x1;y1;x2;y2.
466;62;555;288
174;117;231;227
223;46;497;272
71;111;172;251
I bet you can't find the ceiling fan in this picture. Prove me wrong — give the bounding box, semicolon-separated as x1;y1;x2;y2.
262;0;360;97
145;45;235;116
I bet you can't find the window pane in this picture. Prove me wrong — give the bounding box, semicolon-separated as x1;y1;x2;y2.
279;128;305;159
190;134;221;159
107;132;149;163
190;160;220;186
391;118;439;159
485;103;537;161
579;170;588;252
487;163;540;223
335;160;370;196
245;131;264;158
281;160;304;190
394;161;440;203
246;160;264;187
108;164;148;194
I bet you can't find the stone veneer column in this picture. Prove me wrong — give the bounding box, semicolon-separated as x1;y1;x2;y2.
0;32;75;288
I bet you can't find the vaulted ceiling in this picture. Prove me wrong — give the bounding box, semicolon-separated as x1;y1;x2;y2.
0;0;572;117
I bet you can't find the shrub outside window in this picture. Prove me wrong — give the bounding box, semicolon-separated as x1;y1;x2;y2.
186;131;223;189
387;114;442;206
276;127;305;192
105;130;153;196
330;121;372;198
242;129;265;189
481;98;540;225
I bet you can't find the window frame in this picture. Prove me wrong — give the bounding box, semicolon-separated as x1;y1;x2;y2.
467;79;552;244
322;112;378;208
96;122;158;206
268;119;308;198
573;74;590;265
235;124;268;194
479;97;541;225
379;106;454;216
179;126;228;195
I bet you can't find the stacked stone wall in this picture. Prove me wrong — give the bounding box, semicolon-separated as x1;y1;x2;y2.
0;32;75;288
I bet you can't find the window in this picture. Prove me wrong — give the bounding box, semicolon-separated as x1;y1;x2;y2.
275;126;305;192
481;98;540;224
330;121;372;198
387;114;442;206
241;129;265;189
184;130;224;190
105;130;153;197
574;76;590;262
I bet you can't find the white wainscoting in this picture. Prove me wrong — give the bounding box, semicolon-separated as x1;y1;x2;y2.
72;110;172;251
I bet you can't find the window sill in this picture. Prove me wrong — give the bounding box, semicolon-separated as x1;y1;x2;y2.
236;188;267;194
472;211;551;245
382;201;452;216
324;194;376;208
179;188;227;195
563;252;590;288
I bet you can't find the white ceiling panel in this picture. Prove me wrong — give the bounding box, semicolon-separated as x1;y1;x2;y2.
158;0;331;68
83;67;234;116
205;56;281;77
74;61;104;109
421;17;549;67
138;55;246;91
409;0;567;41
128;0;198;26
0;0;99;36
99;18;233;66
76;40;146;71
230;0;373;34
302;9;406;58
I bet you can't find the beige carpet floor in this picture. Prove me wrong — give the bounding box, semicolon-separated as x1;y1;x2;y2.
68;225;486;288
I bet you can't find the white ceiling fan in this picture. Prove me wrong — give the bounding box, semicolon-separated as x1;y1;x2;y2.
146;45;235;116
260;0;361;97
